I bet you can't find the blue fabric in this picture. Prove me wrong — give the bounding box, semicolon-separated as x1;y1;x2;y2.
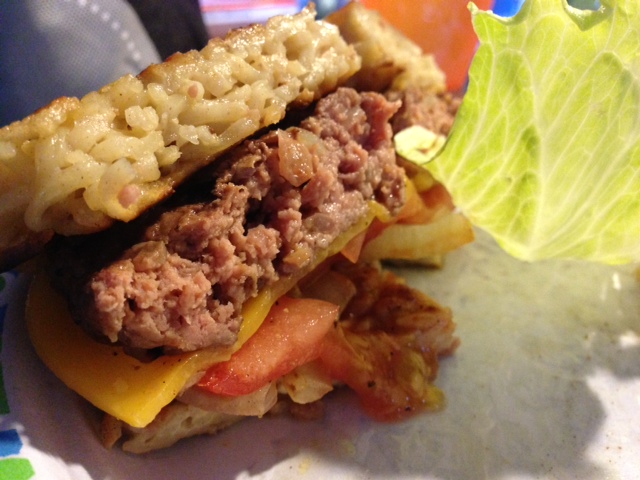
493;0;600;17
493;0;526;16
0;0;161;126
0;430;22;457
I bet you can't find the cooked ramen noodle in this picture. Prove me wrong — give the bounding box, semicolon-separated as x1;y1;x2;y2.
0;5;360;269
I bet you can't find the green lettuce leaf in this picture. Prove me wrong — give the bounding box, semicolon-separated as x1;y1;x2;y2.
402;0;640;264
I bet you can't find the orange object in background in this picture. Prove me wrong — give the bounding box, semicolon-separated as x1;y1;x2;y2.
360;0;494;92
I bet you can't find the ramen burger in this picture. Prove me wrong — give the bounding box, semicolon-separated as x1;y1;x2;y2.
0;3;473;452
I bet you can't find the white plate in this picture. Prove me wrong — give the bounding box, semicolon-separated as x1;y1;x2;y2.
1;229;639;480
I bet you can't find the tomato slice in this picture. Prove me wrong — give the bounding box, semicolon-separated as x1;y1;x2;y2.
340;229;367;263
197;297;339;396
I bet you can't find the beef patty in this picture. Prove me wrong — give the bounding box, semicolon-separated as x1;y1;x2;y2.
48;88;407;354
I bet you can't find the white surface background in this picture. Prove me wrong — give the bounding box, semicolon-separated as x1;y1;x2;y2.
2;228;639;479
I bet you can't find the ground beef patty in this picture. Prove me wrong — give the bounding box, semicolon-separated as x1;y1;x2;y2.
387;87;461;136
49;88;406;354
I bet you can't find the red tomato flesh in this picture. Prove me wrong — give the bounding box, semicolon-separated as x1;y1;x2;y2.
197;297;339;396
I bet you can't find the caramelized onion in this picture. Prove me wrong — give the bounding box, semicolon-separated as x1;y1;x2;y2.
278;361;334;404
178;382;277;417
277;129;316;187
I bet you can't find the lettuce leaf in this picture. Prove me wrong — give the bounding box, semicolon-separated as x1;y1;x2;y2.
401;0;640;264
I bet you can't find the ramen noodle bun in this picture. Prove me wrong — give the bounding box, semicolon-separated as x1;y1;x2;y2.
326;2;446;94
0;5;360;271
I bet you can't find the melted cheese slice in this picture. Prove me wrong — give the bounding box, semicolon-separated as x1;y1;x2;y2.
26;203;386;428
